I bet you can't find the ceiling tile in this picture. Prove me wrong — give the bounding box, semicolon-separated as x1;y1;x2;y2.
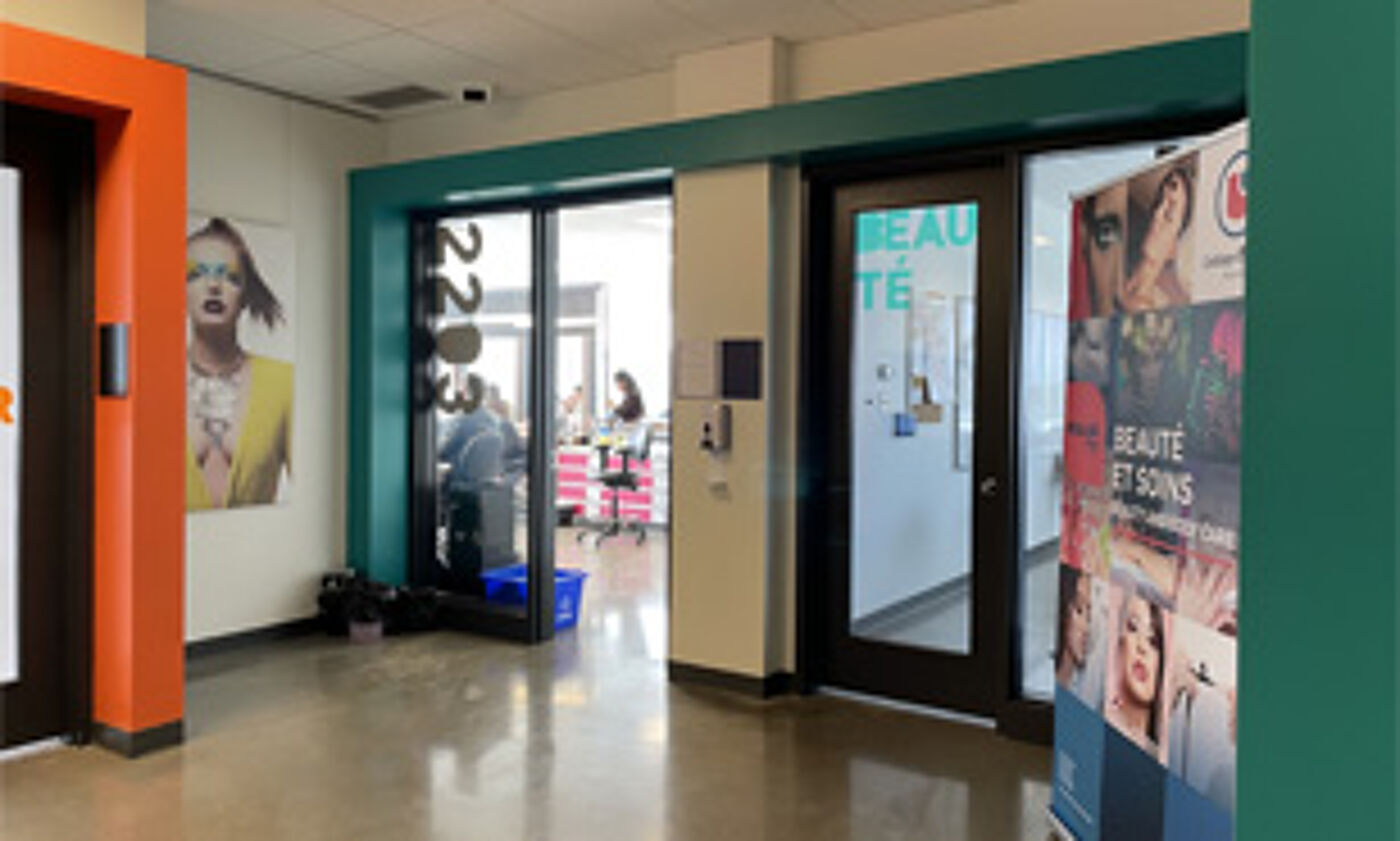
323;0;469;27
661;0;862;43
157;0;389;49
412;2;641;92
326;32;504;91
147;1;303;71
497;0;722;71
830;0;1010;29
238;52;394;101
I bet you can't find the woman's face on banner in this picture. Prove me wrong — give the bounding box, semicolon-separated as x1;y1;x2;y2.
187;236;245;331
1065;574;1092;667
1155;170;1190;239
1083;185;1126;314
1121;594;1161;706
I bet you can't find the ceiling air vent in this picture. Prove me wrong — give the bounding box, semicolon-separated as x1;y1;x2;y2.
347;84;449;111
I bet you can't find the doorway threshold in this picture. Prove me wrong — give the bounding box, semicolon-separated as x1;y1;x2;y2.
819;687;995;731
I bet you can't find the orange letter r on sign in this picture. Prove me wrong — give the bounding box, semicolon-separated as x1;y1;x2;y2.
0;387;13;425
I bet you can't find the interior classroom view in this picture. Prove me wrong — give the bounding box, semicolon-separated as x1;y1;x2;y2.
424;195;672;646
0;3;1395;841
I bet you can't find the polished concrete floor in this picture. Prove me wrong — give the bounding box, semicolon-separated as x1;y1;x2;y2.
0;528;1051;840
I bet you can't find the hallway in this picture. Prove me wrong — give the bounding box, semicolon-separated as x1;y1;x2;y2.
0;541;1051;840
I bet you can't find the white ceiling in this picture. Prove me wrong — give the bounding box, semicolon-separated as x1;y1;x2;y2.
148;0;1010;119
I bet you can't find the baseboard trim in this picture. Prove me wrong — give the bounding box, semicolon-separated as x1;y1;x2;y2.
93;720;184;758
186;616;320;660
668;661;794;699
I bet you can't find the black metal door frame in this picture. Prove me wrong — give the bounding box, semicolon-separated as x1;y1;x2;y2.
408;183;670;644
803;155;1019;720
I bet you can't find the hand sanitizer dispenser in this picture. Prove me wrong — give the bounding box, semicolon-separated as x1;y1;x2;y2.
700;404;731;454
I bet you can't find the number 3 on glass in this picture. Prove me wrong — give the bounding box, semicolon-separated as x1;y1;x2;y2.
436;371;484;414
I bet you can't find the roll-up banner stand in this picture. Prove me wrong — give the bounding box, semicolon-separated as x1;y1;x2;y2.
0;167;19;686
1052;121;1246;841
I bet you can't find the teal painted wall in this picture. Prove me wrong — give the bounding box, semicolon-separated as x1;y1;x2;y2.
1243;5;1398;840
348;33;1246;586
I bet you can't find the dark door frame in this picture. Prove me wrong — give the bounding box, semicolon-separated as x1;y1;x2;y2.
797;114;1243;745
0;103;95;748
803;152;1018;721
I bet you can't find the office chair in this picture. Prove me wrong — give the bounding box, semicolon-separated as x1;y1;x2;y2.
578;424;651;549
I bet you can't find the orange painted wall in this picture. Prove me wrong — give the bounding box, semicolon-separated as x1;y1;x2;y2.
0;23;185;733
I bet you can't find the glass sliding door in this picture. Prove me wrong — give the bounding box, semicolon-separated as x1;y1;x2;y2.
413;210;541;636
410;187;671;643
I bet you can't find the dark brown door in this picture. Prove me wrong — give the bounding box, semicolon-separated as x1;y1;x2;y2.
804;158;1016;718
0;103;94;748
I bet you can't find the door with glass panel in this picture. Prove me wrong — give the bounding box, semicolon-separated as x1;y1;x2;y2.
815;163;1014;716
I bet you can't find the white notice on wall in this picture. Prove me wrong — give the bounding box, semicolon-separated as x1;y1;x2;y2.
676;339;717;399
0;167;19;686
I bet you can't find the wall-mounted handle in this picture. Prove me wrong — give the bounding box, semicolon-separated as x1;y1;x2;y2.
99;323;128;398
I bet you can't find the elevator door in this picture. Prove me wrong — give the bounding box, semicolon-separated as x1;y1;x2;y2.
0;104;94;748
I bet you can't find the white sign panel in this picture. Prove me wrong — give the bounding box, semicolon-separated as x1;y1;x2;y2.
0;167;20;686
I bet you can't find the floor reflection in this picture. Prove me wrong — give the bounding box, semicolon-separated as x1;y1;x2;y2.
0;523;1050;841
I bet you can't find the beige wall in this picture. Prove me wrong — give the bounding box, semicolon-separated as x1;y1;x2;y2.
671;164;776;676
674;38;790;120
767;166;801;672
386;0;1248;163
669;41;795;678
0;0;145;55
790;0;1248;100
186;74;385;641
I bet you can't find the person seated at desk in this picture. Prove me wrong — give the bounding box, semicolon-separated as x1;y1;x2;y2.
608;370;645;424
439;388;525;490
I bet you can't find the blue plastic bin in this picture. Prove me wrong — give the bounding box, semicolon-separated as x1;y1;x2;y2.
480;565;588;630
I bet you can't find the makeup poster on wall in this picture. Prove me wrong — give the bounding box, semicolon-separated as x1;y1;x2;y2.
0;167;20;686
185;214;296;512
1052;121;1246;841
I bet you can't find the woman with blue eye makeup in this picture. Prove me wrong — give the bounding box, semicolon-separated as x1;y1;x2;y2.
185;217;292;510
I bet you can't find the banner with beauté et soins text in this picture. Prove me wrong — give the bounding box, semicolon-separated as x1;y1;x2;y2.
1051;121;1246;841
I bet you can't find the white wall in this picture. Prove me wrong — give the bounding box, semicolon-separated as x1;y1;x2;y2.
185;74;384;641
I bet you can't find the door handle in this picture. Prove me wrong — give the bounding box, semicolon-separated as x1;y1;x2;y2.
979;476;998;498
